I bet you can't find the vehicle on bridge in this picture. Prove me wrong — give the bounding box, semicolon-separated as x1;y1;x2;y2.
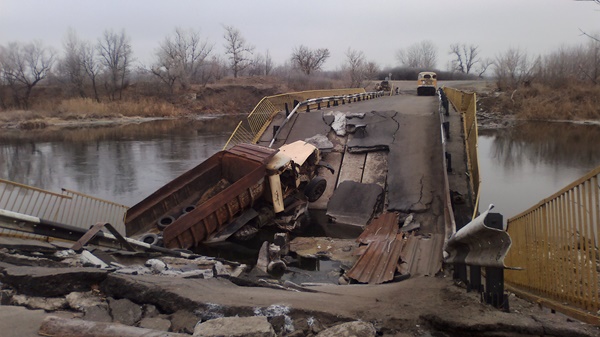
124;141;328;250
417;71;437;96
375;80;391;92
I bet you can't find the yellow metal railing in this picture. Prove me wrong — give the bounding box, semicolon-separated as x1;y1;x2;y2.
0;178;129;237
504;166;600;322
224;88;368;149
443;87;481;219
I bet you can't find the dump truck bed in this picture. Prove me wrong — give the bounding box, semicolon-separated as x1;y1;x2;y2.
124;143;278;249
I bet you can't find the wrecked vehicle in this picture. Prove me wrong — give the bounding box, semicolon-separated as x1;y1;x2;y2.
124;141;328;251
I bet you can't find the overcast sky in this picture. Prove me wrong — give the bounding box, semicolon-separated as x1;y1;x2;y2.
1;0;599;71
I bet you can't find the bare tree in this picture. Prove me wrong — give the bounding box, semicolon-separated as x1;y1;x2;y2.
151;27;213;93
0;40;55;109
81;41;101;102
57;28;87;98
97;29;132;100
248;53;265;76
476;58;493;78
396;40;437;69
449;43;480;74
345;48;366;87
265;50;273;76
290;45;330;75
494;48;539;89
223;25;254;78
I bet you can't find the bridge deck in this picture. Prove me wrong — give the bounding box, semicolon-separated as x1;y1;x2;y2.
258;93;451;277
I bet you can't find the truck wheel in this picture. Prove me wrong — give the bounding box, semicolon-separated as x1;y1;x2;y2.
157;215;175;230
305;176;327;202
140;233;159;246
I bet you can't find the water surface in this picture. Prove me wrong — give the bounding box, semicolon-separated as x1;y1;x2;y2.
0;117;242;206
478;121;600;222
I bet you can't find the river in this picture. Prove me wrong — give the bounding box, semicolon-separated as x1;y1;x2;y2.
0;116;242;207
1;118;599;223
478;121;600;223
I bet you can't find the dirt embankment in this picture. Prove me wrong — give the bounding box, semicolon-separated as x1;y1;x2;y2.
0;77;286;129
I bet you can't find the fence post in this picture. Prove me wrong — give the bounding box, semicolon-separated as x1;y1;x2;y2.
484;212;509;311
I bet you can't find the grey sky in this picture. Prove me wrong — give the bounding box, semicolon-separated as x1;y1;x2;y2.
1;0;598;71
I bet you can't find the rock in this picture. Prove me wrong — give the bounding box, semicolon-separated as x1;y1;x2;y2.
170;309;199;334
0;289;14;305
143;304;160;318
193;316;275;337
0;266;108;297
11;294;67;311
139;317;172;331
39;316;190;337
145;259;167;273
316;321;377;337
108;297;142;326
83;305;112;323
66;291;106;311
308;317;326;334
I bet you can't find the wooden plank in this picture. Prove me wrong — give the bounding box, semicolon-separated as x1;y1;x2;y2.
362;151;387;189
337;152;366;187
309;152;342;210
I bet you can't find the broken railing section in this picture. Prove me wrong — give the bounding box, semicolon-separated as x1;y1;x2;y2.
444;204;517;310
0;209;200;260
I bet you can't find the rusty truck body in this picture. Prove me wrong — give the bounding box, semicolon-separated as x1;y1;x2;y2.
124;141;326;250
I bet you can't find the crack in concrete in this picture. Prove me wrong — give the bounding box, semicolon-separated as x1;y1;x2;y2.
409;175;425;211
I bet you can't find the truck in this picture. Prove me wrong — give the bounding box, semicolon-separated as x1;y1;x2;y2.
417;71;437;96
124;141;327;250
375;80;391;92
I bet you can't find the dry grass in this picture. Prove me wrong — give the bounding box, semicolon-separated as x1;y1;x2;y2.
485;83;600;121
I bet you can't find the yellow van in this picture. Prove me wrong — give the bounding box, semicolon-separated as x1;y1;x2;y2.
417;72;437;96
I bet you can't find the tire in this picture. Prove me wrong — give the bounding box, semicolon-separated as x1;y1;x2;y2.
140;233;159;246
183;205;196;214
157;215;175;230
304;176;327;202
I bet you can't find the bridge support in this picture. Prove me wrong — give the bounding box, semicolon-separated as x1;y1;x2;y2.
483;212;509;311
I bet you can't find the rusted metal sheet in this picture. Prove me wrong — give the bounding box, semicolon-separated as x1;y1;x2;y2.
346;233;404;284
125;143;278;244
399;232;444;277
356;212;399;245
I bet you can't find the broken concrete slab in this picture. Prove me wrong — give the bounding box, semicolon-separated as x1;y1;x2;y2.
0;266;109;297
316;320;377;337
0;248;68;268
0;236;58;253
39;315;190;337
193;316;276;337
327;181;383;227
346;111;398;153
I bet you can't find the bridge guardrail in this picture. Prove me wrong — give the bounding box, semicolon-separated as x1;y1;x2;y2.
443;87;481;219
504;166;600;324
223;88;370;150
0;178;129;237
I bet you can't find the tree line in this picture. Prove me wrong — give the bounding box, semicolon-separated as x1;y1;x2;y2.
0;24;597;111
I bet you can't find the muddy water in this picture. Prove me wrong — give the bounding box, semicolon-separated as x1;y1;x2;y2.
0;117;242;206
478;121;600;224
